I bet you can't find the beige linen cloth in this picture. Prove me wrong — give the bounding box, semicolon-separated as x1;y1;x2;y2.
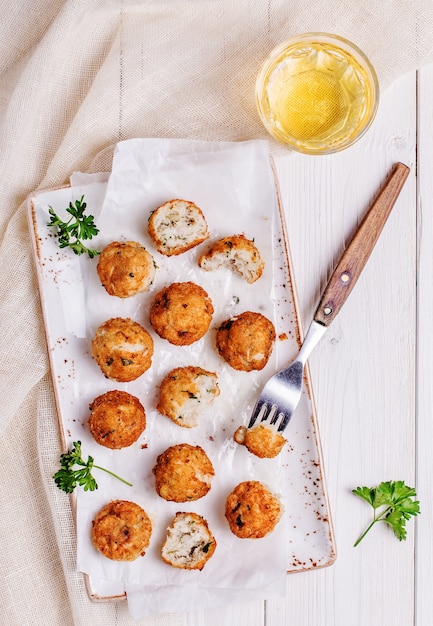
0;1;432;624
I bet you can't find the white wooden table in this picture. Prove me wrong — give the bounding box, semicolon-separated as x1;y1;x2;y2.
167;64;432;626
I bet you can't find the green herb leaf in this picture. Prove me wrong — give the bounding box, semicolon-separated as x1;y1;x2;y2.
352;480;420;546
47;195;100;258
53;441;132;494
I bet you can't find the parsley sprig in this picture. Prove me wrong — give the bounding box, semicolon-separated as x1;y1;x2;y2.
352;480;420;546
47;195;100;258
53;441;132;494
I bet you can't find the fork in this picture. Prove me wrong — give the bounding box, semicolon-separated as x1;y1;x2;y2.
248;162;410;435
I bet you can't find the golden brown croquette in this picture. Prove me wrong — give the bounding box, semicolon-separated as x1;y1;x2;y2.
148;199;209;256
96;241;156;298
149;282;213;346
225;480;282;539
152;443;214;502
91;500;152;561
157;366;219;428
198;234;264;283
234;423;286;458
215;311;275;371
91;317;154;382
161;512;216;570
88;390;146;449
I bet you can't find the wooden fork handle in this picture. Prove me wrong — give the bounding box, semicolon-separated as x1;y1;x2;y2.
314;162;410;327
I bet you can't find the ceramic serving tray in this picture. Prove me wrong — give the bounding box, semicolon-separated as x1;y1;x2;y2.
27;139;336;608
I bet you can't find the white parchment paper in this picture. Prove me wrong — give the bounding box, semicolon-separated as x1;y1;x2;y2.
66;139;292;617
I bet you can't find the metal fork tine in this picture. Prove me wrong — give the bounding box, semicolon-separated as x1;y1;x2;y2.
249;402;289;430
276;411;292;432
248;401;267;428
265;404;278;424
265;409;289;431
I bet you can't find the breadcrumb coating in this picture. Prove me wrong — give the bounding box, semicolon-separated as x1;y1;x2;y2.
198;234;264;283
157;366;219;428
92;317;154;382
150;282;214;346
225;481;282;539
148;199;209;256
91;500;152;561
161;512;216;570
234;423;286;458
97;241;156;298
215;311;276;371
153;443;214;502
88;390;146;449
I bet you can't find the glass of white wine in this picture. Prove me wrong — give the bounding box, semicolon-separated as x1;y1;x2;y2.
256;33;379;154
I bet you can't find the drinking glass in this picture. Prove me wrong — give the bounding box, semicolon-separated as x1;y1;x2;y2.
256;33;379;154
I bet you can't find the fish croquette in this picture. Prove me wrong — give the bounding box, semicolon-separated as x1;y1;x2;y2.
153;443;214;502
96;240;156;298
215;311;276;371
198;234;264;284
148;198;209;256
234;423;286;458
88;390;146;449
149;282;214;346
92;317;154;382
91;500;152;561
157;366;220;428
225;480;282;539
161;512;216;570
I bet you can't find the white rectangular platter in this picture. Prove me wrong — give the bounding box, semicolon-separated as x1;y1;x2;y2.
28;139;335;614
